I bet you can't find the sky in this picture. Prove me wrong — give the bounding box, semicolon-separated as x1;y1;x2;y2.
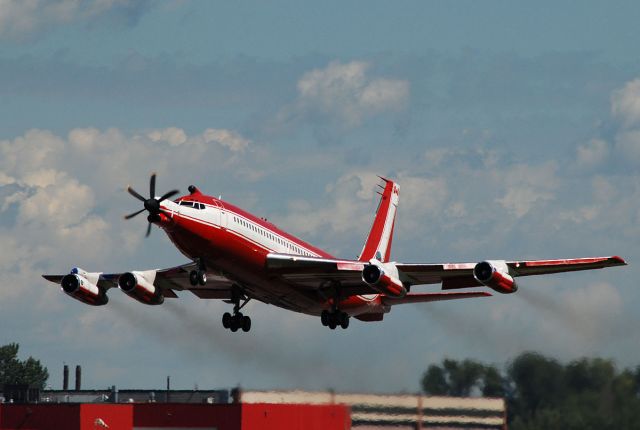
1;0;640;394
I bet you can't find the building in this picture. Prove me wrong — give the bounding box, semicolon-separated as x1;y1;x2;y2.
240;390;506;430
0;403;350;430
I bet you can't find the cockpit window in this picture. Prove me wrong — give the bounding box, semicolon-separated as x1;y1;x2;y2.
179;201;205;209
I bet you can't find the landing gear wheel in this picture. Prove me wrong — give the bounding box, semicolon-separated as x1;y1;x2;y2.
222;312;232;329
230;322;239;332
339;312;350;329
321;310;330;326
197;270;207;286
328;316;337;330
189;270;198;286
242;316;251;332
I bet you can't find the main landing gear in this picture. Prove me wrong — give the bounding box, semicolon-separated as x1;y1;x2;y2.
222;287;252;333
321;309;350;330
189;258;207;286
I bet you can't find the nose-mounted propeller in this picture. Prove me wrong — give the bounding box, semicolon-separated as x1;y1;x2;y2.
124;173;179;237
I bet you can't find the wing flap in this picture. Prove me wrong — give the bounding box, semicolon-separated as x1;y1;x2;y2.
383;291;491;306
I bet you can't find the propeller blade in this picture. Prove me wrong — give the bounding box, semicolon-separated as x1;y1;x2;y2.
145;222;152;237
124;208;146;220
150;173;156;198
158;189;180;202
127;186;146;202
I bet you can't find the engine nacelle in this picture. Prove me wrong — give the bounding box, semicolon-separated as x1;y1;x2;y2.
60;271;108;306
118;271;164;305
473;260;518;294
362;261;407;298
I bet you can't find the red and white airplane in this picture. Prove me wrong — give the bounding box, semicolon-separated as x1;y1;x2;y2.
44;174;626;332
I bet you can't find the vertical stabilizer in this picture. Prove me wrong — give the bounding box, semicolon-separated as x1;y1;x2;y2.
359;178;400;263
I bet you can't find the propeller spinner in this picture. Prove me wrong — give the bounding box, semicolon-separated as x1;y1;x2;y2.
125;173;179;237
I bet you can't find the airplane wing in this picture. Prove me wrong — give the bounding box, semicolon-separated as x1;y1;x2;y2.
42;262;234;301
397;255;627;289
265;253;626;292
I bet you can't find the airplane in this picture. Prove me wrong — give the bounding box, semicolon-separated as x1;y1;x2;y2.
43;174;627;332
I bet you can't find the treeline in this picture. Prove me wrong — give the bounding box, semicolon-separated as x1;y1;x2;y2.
0;343;49;390
422;352;640;429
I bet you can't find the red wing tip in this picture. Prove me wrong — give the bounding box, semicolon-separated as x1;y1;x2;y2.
611;255;627;265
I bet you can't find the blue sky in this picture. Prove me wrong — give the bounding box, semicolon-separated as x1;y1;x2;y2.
1;1;639;393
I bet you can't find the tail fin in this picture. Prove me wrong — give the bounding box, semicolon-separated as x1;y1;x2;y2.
359;177;400;263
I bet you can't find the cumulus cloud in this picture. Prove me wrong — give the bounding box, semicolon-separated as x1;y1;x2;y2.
202;128;251;152
611;78;640;128
0;125;259;301
576;138;609;167
289;60;409;126
148;127;188;146
614;129;640;162
607;77;640;164
0;0;158;39
496;163;558;218
147;127;251;152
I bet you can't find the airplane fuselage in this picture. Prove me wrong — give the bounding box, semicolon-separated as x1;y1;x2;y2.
158;191;387;318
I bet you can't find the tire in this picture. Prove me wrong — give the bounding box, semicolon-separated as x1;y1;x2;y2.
197;270;207;286
222;312;232;329
230;315;240;332
340;313;350;329
328;318;337;330
320;310;329;326
242;316;251;332
189;270;198;286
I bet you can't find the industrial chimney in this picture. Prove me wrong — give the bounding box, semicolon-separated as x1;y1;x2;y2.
75;365;81;391
63;365;69;390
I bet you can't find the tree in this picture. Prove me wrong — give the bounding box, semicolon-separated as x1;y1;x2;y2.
508;352;565;420
421;359;485;396
422;364;448;395
481;365;506;397
0;343;49;390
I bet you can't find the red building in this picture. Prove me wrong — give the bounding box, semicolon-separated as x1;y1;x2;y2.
0;403;350;430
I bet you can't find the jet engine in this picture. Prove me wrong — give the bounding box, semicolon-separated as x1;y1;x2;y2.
60;268;108;306
473;260;518;294
362;261;407;298
118;271;164;305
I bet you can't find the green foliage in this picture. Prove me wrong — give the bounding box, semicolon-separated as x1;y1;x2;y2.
0;343;49;390
421;358;505;397
422;352;640;429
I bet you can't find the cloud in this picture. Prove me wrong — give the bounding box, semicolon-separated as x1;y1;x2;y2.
202;128;251;152
0;0;158;40
576;138;609;167
611;78;640;128
495;162;558;218
286;60;409;127
148;127;188;146
0;125;259;298
614;129;640;162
